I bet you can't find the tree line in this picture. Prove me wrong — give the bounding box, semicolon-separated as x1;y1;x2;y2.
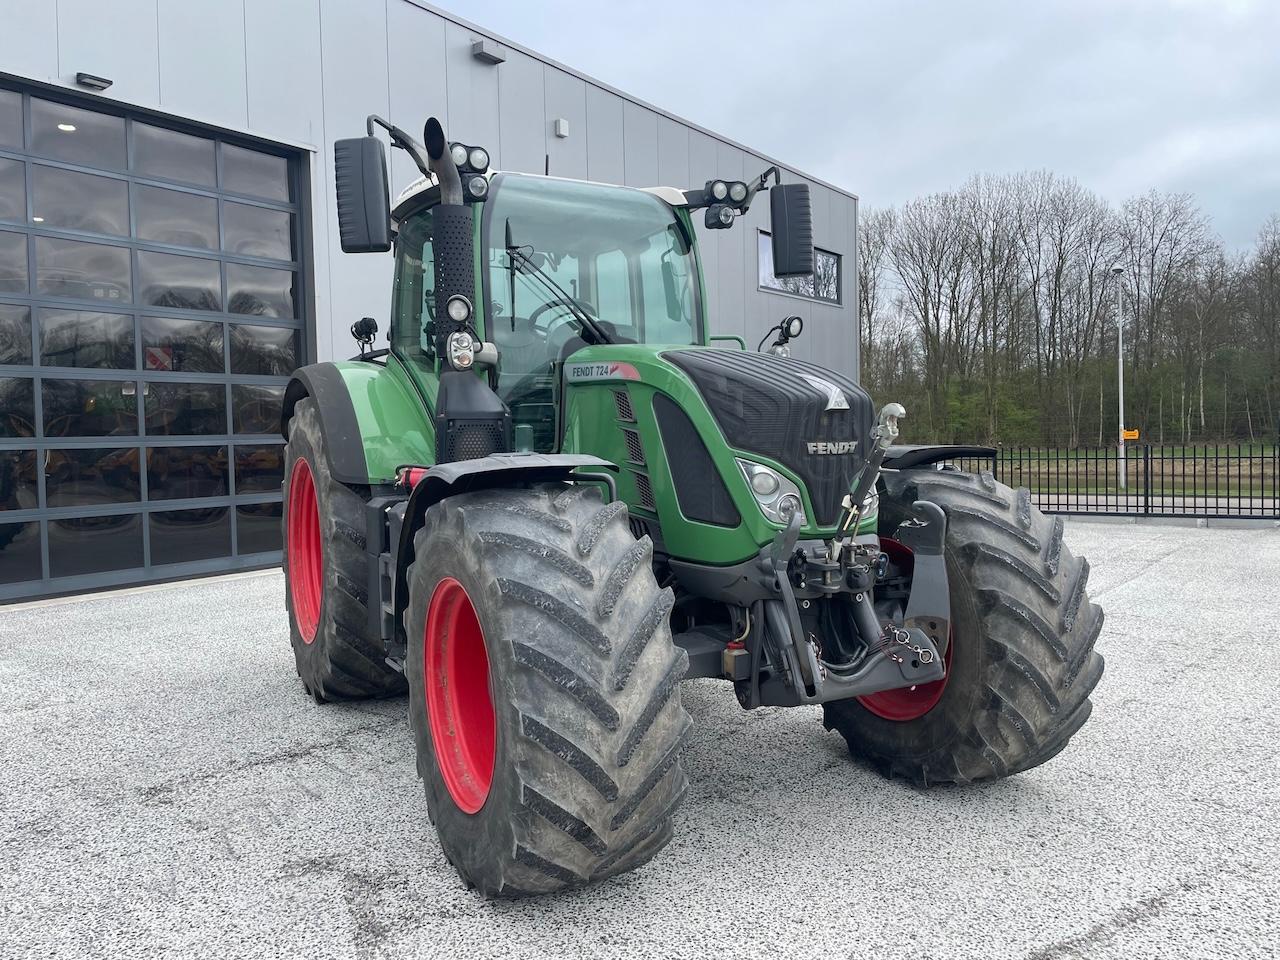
857;171;1280;447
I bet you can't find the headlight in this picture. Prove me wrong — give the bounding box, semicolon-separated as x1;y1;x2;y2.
861;490;879;519
466;174;489;199
710;180;728;201
450;143;469;168
737;459;806;527
468;147;489;172
728;181;748;203
446;295;473;324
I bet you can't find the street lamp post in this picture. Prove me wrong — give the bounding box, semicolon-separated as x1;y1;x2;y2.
1112;266;1126;491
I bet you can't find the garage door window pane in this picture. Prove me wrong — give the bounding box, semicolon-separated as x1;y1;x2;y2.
224;202;293;261
39;309;134;369
231;324;298;375
151;507;231;564
234;443;284;494
48;514;143;578
0;90;21;148
147;445;228;500
141;316;224;373
145;381;226;436
136;184;218;249
227;263;294;318
31;99;126;170
0;305;32;364
43;379;138;437
35;237;131;303
0;158;24;224
138;250;221;311
0;230;28;294
0;377;35;435
0;449;38;506
46;447;141;503
232;384;283;434
32;166;129;236
222;143;289;201
236;501;281;553
133;122;216;187
0;521;40;584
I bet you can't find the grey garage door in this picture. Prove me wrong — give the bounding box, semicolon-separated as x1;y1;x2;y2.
0;84;306;601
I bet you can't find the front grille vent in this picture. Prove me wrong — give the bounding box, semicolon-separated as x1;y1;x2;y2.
614;390;636;422
622;428;645;465
633;471;656;511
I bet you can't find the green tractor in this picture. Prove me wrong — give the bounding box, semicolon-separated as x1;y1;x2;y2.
280;116;1104;897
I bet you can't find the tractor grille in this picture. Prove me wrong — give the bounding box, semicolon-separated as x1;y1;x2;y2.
622;428;645;465
633;471;656;511
652;393;741;528
614;390;636;422
663;349;874;526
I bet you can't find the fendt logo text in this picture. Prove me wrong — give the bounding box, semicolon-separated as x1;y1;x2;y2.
806;441;857;455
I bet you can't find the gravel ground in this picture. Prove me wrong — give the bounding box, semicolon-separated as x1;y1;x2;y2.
1;520;1277;960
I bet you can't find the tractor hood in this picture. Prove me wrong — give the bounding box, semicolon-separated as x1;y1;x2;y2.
661;350;875;527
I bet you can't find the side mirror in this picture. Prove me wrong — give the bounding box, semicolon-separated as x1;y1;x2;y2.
334;136;392;253
769;183;814;277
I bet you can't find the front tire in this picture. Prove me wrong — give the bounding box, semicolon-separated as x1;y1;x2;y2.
282;398;406;701
824;469;1105;785
406;483;691;897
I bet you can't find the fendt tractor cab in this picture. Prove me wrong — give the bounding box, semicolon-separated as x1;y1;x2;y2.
280;116;1105;897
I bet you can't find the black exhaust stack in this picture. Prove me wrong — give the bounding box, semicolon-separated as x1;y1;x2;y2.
423;117;510;463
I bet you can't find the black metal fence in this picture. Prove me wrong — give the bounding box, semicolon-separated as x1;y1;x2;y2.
948;445;1280;520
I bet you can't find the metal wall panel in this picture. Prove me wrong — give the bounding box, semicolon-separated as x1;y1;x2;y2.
157;0;248;130
497;50;547;177
543;68;587;181
245;0;324;147
584;85;623;185
387;0;449;195
655;116;689;193
713;142;747;342
57;0;161;107
317;0;391;365
0;0;58;84
622;102;657;188
444;22;500;166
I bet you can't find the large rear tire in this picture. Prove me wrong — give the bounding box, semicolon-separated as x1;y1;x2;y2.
406;483;691;897
282;398;406;701
823;469;1105;785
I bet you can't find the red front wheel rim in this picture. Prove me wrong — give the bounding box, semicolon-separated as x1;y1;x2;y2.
287;458;322;644
425;578;496;814
857;538;951;721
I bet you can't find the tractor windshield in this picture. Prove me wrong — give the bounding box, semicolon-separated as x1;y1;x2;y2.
481;173;701;369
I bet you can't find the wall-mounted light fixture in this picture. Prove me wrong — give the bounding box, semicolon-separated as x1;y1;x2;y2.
554;118;569;139
75;72;113;91
471;39;506;65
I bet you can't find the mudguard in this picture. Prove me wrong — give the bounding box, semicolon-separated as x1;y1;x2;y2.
882;444;996;472
281;361;435;485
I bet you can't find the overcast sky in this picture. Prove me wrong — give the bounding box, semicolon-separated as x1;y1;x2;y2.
429;0;1279;251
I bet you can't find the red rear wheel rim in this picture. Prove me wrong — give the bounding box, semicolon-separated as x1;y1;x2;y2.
287;458;322;644
856;538;951;721
424;578;495;814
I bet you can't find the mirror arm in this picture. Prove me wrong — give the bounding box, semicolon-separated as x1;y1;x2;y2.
366;114;433;179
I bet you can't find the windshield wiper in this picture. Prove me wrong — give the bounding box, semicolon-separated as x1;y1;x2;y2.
504;219;612;346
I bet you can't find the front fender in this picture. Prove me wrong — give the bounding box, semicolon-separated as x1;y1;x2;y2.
281;360;435;485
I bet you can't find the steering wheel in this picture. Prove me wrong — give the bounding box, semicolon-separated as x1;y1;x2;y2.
528;298;600;336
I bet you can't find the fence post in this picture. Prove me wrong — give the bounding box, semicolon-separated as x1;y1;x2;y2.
1143;444;1152;515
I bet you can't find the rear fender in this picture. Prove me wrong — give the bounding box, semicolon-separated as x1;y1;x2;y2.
281;361;435;485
